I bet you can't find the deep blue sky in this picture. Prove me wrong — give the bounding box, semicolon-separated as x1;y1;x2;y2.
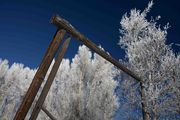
0;0;180;119
0;0;179;69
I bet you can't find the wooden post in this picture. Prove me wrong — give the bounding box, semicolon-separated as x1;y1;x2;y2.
29;37;71;120
140;82;150;120
42;106;57;120
50;15;142;82
13;29;66;120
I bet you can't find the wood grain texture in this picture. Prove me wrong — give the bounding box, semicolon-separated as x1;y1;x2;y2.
29;37;71;120
42;106;57;120
13;29;66;120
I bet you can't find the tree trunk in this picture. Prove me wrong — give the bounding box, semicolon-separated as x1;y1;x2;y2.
153;109;157;120
152;102;157;120
140;82;150;120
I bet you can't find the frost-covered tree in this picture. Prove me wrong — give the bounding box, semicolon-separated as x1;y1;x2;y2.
0;45;119;120
118;1;180;120
117;69;142;120
0;59;36;120
45;45;119;120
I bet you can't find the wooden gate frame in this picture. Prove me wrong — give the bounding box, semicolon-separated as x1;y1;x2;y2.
13;15;142;120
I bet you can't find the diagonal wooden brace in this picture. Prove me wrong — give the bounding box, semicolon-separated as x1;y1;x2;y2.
29;37;71;120
42;106;57;120
13;29;66;120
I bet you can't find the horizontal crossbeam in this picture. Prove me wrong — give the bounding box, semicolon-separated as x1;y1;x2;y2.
51;15;142;82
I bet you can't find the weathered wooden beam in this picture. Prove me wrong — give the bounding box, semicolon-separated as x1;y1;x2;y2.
50;15;142;82
13;29;66;120
42;106;57;120
29;37;71;120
